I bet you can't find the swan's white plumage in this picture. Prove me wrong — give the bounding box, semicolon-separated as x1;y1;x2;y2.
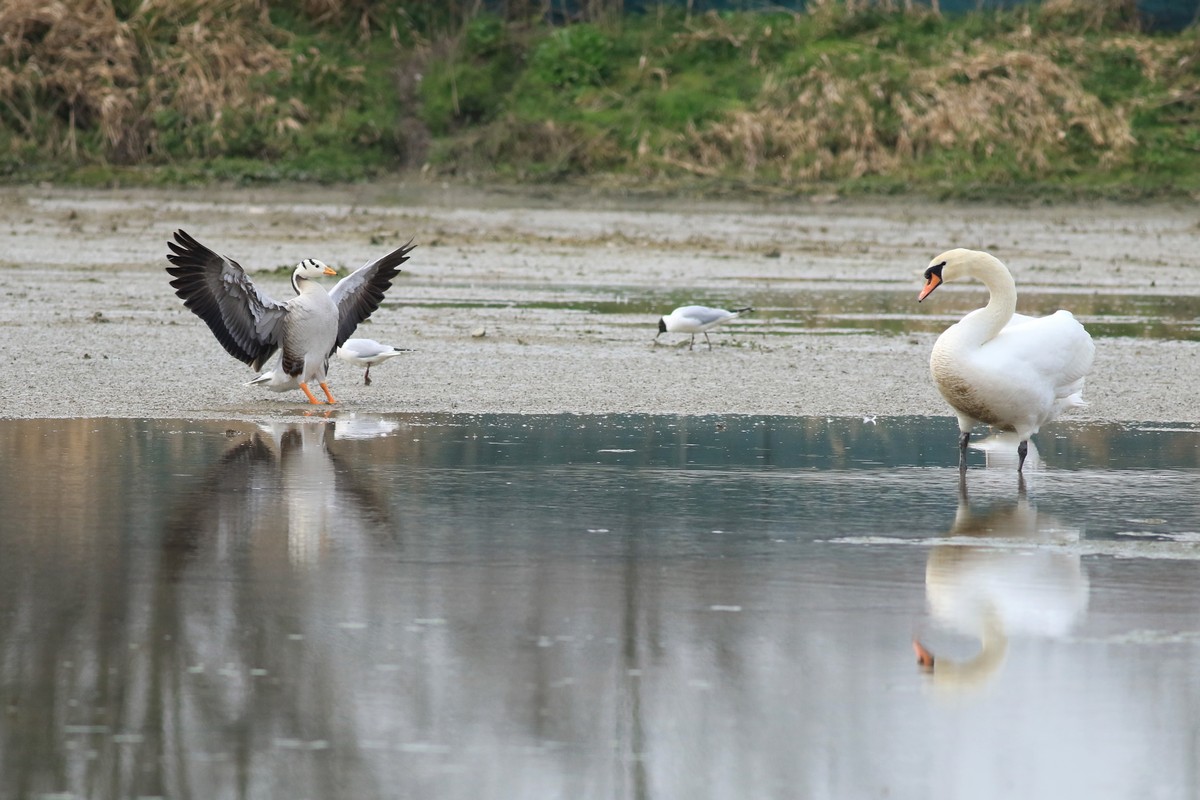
922;249;1094;444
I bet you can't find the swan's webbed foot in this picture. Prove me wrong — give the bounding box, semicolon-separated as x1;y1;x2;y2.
1017;439;1029;472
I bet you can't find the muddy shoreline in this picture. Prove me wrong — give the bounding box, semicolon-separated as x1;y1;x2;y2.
0;183;1196;424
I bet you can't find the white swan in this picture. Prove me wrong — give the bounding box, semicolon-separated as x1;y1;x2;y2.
166;230;414;405
655;305;753;350
336;338;409;385
918;249;1094;471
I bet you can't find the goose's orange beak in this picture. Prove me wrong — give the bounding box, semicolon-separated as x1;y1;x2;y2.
918;273;941;302
323;266;338;276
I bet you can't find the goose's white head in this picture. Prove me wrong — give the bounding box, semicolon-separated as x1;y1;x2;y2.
292;258;337;293
918;248;995;302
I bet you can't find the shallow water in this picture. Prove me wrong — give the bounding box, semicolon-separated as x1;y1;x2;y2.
428;287;1200;340
2;414;1199;800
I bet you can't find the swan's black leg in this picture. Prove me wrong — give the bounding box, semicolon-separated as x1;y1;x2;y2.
1017;439;1029;472
704;332;713;350
364;366;372;386
958;431;970;471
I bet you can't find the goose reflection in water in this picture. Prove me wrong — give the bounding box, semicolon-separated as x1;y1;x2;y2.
168;417;395;567
913;478;1089;691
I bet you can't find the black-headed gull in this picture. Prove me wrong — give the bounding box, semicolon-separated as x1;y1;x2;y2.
655;305;753;350
336;338;410;385
166;230;414;404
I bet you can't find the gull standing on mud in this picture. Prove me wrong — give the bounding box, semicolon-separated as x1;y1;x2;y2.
336;338;409;385
917;248;1094;472
655;305;753;350
165;230;414;405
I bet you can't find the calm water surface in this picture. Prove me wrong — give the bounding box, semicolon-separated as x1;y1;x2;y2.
2;414;1199;800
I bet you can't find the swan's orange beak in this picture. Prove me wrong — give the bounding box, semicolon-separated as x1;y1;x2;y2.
918;273;941;302
913;639;936;672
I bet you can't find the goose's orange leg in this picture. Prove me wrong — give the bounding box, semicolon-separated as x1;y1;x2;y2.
319;382;337;404
299;383;324;405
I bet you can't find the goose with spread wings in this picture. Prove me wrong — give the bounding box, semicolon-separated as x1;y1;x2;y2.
166;229;414;405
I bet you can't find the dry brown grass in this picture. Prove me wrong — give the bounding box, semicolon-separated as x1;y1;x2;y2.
897;49;1135;169
662;45;1136;183
0;0;139;158
0;0;292;163
135;0;293;158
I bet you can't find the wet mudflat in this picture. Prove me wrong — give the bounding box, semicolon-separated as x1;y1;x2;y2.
2;413;1199;800
1;185;1199;422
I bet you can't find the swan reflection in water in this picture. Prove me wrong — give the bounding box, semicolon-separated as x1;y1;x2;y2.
970;432;1040;472
913;476;1089;691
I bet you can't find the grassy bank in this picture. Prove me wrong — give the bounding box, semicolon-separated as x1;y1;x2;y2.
1;0;1198;198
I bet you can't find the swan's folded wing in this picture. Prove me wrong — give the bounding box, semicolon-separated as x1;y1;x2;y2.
998;310;1095;392
329;240;415;349
165;229;288;371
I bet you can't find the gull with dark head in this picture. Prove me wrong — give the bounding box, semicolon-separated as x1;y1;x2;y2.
655;305;753;350
336;338;410;385
166;229;414;404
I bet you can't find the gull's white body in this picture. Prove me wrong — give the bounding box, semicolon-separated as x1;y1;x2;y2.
336;338;407;385
337;338;405;367
656;305;752;349
921;249;1094;459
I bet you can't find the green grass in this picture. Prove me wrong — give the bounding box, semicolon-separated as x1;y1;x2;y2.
3;1;1199;198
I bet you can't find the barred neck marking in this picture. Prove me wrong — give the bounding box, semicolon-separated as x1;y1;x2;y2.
292;259;322;295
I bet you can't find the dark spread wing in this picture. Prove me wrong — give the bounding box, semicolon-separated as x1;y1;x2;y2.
328;239;415;350
165;229;289;371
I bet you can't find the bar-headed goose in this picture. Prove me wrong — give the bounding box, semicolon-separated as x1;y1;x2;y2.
166;229;414;404
918;248;1094;471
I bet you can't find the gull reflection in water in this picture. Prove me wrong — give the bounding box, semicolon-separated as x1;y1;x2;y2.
913;479;1089;691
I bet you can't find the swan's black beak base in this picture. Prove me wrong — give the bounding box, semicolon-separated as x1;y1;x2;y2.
918;261;946;302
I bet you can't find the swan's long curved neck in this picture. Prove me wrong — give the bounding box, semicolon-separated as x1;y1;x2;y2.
926;607;1009;690
960;254;1017;345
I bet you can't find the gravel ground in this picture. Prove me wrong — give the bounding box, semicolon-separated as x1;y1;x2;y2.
0;183;1196;423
